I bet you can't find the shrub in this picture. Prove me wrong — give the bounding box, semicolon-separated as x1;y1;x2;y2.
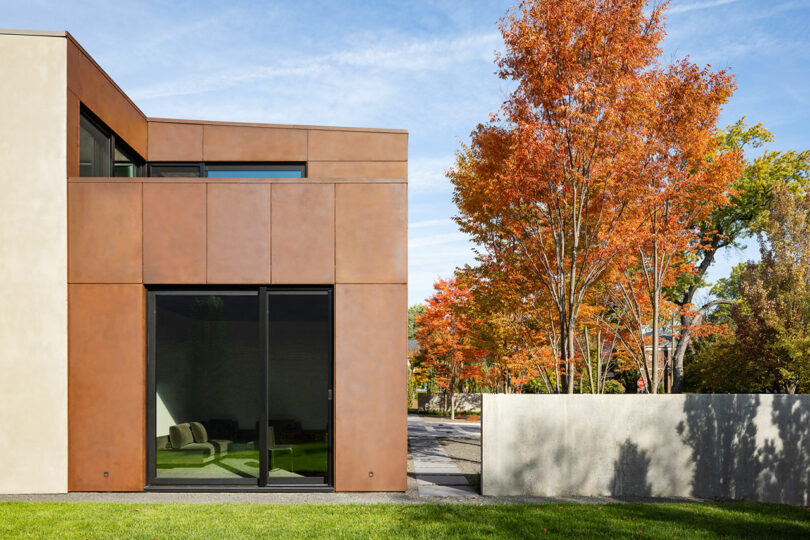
603;379;625;394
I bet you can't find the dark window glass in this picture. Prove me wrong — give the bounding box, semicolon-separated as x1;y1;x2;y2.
114;145;138;177
79;115;111;177
80;108;143;177
149;165;203;177
154;293;261;480
148;287;333;487
267;291;331;483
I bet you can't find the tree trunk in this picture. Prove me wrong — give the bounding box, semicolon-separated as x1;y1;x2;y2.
450;370;456;420
672;321;690;393
672;236;723;392
567;320;576;394
652;288;660;394
650;238;660;394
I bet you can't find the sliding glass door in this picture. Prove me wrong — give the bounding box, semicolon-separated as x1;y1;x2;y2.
147;287;333;489
266;290;332;485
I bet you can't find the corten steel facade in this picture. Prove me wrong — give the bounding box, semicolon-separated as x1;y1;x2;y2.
0;30;407;493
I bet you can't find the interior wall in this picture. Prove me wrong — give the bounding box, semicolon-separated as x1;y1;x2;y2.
0;33;68;494
154;303;261;437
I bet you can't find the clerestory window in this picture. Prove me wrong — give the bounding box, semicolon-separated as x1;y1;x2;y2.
148;163;306;178
79;106;144;177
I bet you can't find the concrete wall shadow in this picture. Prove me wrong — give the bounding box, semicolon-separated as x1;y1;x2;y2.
611;440;652;497
482;394;810;504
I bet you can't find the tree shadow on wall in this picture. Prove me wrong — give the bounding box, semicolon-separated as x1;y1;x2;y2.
678;394;761;501
678;394;809;505
610;440;652;497
758;396;810;506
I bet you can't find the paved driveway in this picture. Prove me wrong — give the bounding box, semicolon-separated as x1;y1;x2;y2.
408;415;480;497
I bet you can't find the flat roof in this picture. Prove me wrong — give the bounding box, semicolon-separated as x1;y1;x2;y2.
0;29;66;37
148;117;408;135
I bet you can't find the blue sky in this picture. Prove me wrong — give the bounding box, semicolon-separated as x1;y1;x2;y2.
3;0;808;305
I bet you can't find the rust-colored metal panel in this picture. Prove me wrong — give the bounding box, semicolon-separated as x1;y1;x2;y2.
308;161;407;180
66;39;147;158
207;183;272;283
336;183;407;283
147;121;203;162
68;182;142;284
334;284;407;491
203;125;307;162
67;89;80;177
308;130;408;162
271;184;334;284
142;183;206;284
68;284;145;491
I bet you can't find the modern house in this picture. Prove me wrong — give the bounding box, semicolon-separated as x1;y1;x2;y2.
0;30;407;493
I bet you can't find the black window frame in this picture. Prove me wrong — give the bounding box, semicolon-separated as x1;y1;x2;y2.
145;285;334;492
147;162;307;178
79;105;145;177
147;162;206;178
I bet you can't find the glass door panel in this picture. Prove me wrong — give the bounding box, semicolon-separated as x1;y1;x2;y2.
266;290;332;484
152;292;261;482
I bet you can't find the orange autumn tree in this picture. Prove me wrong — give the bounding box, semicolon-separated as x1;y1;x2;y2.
451;0;662;393
616;62;741;393
601;263;676;391
465;257;564;393
574;289;630;394
449;0;740;392
457;264;541;393
416;278;487;419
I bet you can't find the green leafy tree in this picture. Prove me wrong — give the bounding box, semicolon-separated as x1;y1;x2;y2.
669;120;810;391
709;262;746;322
731;184;810;393
408;304;426;340
685;333;765;393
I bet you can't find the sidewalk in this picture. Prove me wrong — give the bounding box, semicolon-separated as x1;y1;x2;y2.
408;415;479;497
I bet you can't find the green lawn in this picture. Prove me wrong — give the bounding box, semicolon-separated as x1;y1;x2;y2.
1;502;808;538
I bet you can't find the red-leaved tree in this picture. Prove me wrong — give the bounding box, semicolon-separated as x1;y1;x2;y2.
416;278;487;418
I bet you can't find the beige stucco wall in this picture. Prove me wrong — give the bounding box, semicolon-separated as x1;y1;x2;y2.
0;33;68;493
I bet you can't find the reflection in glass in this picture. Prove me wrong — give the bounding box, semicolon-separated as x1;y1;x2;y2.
114;145;138;177
154;293;261;480
267;292;331;482
149;165;202;177
79;115;111;177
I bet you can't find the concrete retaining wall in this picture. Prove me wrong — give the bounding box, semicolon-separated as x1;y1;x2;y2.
418;393;482;413
482;394;810;505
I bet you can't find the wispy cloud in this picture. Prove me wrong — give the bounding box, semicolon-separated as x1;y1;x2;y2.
408;156;455;192
409;232;469;249
410;219;453;229
129;32;500;102
668;0;739;15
